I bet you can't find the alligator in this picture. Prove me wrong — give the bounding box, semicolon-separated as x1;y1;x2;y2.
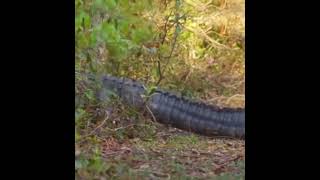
89;74;245;139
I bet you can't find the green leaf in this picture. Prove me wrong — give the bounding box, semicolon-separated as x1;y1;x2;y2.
75;108;86;123
75;11;90;30
118;19;130;35
102;23;120;42
75;159;89;170
84;89;95;100
146;86;158;95
76;32;89;49
131;27;152;44
75;130;81;141
152;65;160;79
105;0;117;9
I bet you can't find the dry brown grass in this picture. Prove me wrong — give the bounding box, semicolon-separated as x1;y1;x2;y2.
76;0;245;179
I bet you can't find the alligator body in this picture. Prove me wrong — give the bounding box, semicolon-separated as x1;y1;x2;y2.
96;74;245;138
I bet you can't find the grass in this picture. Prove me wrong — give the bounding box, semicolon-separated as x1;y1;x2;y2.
75;0;245;179
75;99;245;179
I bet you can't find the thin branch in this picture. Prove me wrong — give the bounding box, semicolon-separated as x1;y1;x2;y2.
156;60;162;85
226;94;245;105
78;115;109;144
157;29;179;85
146;105;157;122
156;0;184;86
156;23;180;86
161;11;174;44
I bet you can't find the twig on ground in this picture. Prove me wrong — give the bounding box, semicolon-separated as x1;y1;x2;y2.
145;105;157;122
226;94;245;105
82;114;109;139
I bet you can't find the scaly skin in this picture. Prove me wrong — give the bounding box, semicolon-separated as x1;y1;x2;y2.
97;74;245;138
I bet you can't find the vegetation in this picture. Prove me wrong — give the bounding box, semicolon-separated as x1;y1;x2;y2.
75;0;245;179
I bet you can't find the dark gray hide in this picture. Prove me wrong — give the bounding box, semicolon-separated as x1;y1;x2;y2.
97;74;245;138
